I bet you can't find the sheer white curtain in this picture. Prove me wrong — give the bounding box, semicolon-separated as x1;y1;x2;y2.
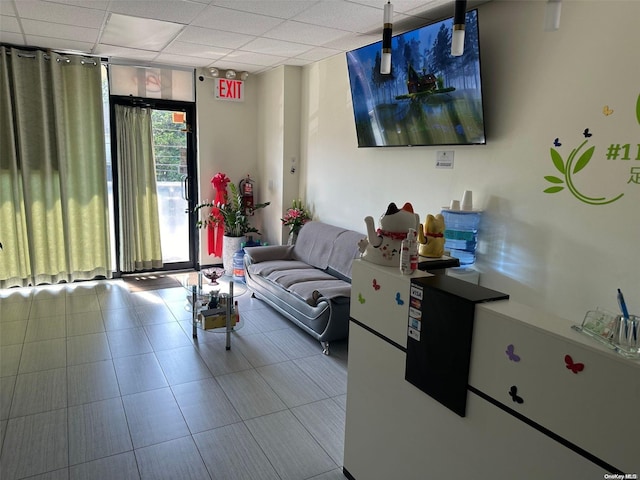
115;104;163;271
0;47;111;288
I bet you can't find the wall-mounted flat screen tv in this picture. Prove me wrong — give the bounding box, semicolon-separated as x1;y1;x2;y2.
346;9;485;147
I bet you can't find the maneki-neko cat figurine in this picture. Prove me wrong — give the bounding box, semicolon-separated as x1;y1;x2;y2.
417;213;445;258
358;202;420;267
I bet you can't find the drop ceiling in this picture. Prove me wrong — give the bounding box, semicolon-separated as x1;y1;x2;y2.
0;0;482;74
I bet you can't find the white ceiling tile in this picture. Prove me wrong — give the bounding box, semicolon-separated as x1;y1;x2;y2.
108;0;206;24
240;37;312;57
101;14;183;51
21;19;99;43
264;20;349;46
164;41;232;59
222;50;289;67
211;0;317;20
1;15;22;33
94;45;159;60
0;32;25;45
322;33;380;51
177;26;253;50
292;1;382;33
0;2;17;16
192;6;285;36
153;52;209;67
294;46;342;61
24;35;95;53
14;0;105;28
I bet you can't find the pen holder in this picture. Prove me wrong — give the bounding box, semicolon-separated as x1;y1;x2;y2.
614;314;640;355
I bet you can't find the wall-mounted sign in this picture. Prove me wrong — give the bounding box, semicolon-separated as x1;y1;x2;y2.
215;78;244;102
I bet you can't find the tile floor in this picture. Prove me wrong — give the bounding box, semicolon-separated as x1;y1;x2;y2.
0;278;348;480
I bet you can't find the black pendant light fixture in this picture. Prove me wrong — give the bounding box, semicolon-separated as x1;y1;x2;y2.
380;1;393;74
451;0;467;56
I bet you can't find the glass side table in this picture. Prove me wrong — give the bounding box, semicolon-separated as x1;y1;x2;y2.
180;270;245;349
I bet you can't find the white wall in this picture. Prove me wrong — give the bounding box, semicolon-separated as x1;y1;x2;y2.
195;71;262;264
296;0;640;322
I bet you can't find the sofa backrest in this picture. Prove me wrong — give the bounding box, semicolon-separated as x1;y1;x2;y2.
292;221;365;280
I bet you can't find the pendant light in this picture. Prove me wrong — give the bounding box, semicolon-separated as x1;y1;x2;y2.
451;0;467;57
380;1;393;74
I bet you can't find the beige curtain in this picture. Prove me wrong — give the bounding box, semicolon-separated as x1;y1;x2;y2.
115;104;163;271
0;47;111;288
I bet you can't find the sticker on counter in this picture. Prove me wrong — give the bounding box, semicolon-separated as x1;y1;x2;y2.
408;326;421;341
410;297;422;309
409;307;421;320
395;292;404;305
408;317;421;331
410;284;423;300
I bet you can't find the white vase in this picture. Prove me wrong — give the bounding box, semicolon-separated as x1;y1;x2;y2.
222;235;246;276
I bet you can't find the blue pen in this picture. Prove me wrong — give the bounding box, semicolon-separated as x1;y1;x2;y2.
617;289;631;340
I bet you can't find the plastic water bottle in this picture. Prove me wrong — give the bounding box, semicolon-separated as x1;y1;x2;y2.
440;210;481;266
232;245;246;283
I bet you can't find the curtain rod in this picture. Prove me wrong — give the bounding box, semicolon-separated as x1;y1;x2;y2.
2;48;98;65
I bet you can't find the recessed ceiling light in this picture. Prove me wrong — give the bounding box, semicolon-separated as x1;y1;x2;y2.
101;13;183;51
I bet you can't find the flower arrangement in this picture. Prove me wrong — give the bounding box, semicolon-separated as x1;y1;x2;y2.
281;199;311;235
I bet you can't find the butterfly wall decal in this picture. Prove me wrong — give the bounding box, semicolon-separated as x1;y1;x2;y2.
358;293;365;304
553;138;561;147
583;128;592;138
509;385;524;404
602;105;614;116
372;279;381;291
505;344;521;362
564;354;584;374
395;292;404;305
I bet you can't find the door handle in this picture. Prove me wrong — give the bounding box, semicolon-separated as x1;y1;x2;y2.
181;175;189;202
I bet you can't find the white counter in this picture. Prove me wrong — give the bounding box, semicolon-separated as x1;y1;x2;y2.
343;260;640;480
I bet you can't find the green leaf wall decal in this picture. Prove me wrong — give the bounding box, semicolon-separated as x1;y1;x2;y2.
573;145;595;174
550;148;565;174
544;175;564;184
544;186;564;194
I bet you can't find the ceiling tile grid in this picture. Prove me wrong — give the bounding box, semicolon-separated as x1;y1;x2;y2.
0;0;475;75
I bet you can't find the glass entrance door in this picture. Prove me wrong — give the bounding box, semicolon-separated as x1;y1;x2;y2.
109;98;197;273
152;109;192;265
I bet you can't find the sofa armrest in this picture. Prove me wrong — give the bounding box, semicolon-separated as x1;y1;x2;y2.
244;245;294;264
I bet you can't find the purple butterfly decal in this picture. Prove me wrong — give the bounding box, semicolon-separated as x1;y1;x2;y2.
505;344;520;362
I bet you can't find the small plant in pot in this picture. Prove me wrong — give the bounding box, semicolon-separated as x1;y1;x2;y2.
195;180;270;274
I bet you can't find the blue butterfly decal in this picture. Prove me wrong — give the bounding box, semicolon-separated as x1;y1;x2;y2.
509;385;524;404
395;292;404;305
553;138;561;147
505;344;521;362
583;128;592;138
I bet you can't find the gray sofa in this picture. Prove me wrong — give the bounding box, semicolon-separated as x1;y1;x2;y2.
244;221;364;354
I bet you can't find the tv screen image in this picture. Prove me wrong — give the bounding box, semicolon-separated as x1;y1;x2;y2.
346;9;485;147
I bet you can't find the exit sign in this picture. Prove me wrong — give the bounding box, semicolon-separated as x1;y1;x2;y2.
215;78;244;102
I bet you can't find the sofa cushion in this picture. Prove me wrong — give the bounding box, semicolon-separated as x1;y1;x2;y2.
248;260;310;277
291;221;349;270
266;268;336;288
288;279;352;303
328;229;366;279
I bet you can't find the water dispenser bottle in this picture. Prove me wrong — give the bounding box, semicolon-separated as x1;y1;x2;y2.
440;209;481;266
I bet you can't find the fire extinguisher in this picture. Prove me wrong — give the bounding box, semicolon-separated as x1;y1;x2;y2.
239;174;255;215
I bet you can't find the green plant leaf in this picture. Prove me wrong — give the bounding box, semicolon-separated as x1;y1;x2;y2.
573;145;595;174
544;186;564;194
544;175;564;184
636;93;640;125
550;148;565;174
